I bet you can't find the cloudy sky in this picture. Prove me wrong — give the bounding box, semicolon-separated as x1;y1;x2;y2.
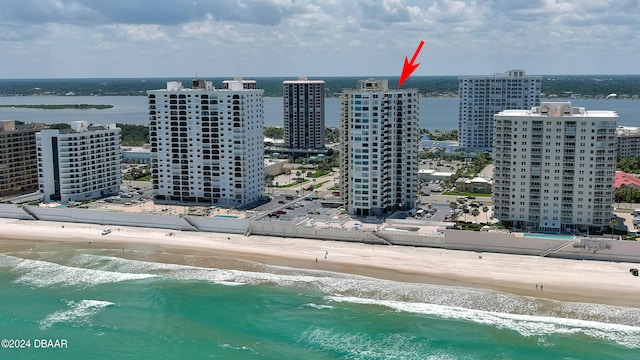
0;0;638;78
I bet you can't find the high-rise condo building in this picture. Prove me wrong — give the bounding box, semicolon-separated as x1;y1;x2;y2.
458;69;541;152
0;120;47;196
340;79;419;217
36;121;122;203
493;102;618;233
148;79;264;206
283;77;325;151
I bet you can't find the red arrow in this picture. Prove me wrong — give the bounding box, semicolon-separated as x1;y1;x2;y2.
398;40;425;88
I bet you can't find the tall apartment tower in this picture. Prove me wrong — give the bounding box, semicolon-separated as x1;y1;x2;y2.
458;69;541;152
148;79;264;206
36;121;122;203
0;120;47;196
492;102;618;233
339;79;419;217
283;77;325;151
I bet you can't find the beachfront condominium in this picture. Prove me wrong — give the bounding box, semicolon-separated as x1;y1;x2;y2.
0;120;47;196
339;79;419;217
283;77;325;151
36;121;122;203
148;79;264;206
492;102;618;233
458;69;541;152
616;126;640;158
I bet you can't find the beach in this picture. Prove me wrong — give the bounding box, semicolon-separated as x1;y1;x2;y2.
2;218;639;308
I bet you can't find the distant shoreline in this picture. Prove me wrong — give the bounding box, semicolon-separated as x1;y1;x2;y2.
0;104;113;110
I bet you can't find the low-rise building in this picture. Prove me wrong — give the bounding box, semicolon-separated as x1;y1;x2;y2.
455;177;492;194
617;126;640;158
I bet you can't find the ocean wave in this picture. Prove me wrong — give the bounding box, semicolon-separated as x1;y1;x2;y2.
66;253;640;329
5;251;640;339
305;303;335;310
40;299;114;330
299;328;435;359
0;254;156;288
326;295;640;348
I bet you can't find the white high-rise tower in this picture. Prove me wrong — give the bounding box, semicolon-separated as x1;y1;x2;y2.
458;69;541;152
148;78;264;207
493;102;617;233
340;79;419;217
37;121;122;203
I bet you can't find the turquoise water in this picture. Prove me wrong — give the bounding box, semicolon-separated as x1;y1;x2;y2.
2;244;640;359
523;233;576;241
214;215;238;218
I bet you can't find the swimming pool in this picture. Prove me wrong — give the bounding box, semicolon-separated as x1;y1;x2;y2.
214;215;238;219
523;233;575;241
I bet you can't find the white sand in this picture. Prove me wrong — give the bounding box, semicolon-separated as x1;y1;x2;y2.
1;218;640;308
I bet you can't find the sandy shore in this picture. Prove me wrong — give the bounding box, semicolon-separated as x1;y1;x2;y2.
2;218;640;308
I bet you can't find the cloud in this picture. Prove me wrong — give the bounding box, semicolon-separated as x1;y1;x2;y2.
0;0;638;77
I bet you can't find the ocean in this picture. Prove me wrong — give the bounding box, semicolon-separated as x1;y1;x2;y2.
1;243;640;359
2;96;639;131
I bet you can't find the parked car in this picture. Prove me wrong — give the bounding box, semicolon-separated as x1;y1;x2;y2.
274;210;287;215
101;229;111;235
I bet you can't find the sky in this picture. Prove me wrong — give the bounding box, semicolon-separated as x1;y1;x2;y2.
0;0;638;78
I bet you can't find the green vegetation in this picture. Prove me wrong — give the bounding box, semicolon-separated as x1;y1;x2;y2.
313;180;330;188
2;75;640;98
309;169;331;178
617;155;640;174
0;104;112;110
116;123;149;146
615;185;640;204
276;179;309;188
420;129;458;141
326;127;339;143
264;126;284;139
123;165;150;181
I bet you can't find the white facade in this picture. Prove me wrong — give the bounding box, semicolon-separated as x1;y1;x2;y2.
283;77;325;151
340;79;419;217
616;126;640;158
458;69;541;152
37;121;122;203
493;102;618;233
148;79;264;206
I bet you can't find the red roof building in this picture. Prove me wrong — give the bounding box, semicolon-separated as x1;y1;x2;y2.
614;171;640;189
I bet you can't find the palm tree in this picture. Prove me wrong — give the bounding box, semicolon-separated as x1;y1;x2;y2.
471;208;480;223
449;201;459;222
482;206;489;223
609;218;618;239
462;206;470;222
